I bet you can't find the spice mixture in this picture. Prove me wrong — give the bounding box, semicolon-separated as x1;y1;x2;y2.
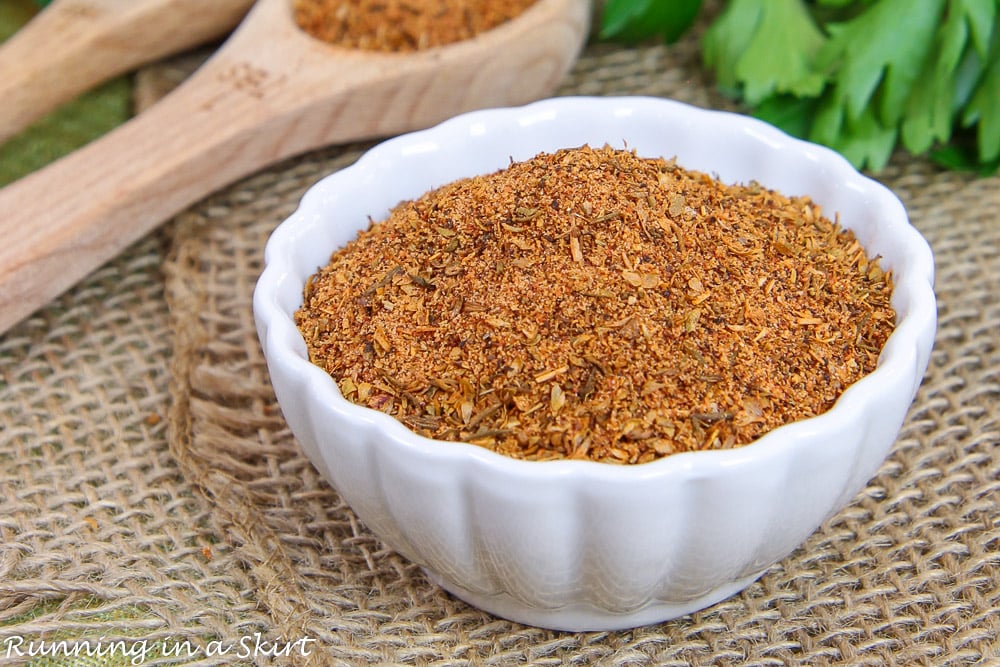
293;0;539;52
297;145;895;463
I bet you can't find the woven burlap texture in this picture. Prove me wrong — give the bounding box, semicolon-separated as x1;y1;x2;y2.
1;32;998;667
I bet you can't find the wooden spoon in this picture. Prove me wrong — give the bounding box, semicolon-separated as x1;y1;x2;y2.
0;0;589;334
0;0;254;142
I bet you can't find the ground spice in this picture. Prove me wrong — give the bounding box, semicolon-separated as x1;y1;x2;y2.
293;0;539;52
296;145;896;463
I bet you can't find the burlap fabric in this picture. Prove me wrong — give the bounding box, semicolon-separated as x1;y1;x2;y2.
2;24;998;667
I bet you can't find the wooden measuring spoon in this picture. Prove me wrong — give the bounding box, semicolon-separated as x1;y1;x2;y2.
0;0;590;334
0;0;253;142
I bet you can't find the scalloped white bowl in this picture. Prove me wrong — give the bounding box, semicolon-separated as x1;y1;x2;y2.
253;96;937;631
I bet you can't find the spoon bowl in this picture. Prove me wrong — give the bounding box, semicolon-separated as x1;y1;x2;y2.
0;0;589;333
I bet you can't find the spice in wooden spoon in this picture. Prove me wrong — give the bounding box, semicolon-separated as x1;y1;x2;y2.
294;0;540;51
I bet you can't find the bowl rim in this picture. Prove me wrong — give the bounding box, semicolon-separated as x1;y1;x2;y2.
254;95;937;483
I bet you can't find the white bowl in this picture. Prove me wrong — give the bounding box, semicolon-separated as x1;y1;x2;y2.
253;96;937;631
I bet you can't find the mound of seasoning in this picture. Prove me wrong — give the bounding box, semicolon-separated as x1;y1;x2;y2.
296;145;895;463
293;0;538;52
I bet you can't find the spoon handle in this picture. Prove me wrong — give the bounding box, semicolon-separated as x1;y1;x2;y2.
0;0;252;142
0;37;399;334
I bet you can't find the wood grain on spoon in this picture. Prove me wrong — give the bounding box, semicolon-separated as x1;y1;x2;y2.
0;0;589;334
0;0;254;142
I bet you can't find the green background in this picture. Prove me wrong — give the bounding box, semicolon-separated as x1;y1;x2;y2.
0;0;132;186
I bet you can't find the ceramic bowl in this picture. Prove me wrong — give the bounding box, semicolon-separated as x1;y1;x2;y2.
253;96;936;631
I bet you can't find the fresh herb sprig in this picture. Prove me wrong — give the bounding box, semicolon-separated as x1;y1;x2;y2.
600;0;1000;175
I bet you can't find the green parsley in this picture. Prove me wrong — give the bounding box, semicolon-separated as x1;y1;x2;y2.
599;0;703;43
600;0;1000;174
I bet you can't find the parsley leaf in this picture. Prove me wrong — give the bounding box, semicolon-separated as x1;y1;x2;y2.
962;15;1000;162
752;95;818;140
817;0;946;128
962;0;997;57
815;100;899;171
900;0;982;153
931;142;1000;175
599;0;702;44
704;0;825;104
599;0;1000;174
